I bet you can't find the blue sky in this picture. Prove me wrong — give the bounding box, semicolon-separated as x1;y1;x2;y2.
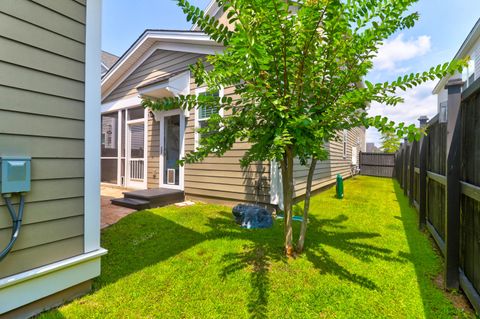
102;0;210;56
365;0;479;145
102;0;479;146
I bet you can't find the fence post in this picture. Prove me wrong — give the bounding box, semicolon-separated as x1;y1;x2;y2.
445;79;463;290
418;129;428;230
409;141;415;205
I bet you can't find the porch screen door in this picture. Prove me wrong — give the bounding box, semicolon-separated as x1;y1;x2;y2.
127;123;145;188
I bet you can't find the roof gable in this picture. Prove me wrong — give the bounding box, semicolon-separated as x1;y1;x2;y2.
101;30;222;101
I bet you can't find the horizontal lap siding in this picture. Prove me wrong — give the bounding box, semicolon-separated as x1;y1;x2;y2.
104;49;207;187
329;127;364;176
0;12;84;62
184;84;271;205
104;50;203;103
0;0;85;279
293;127;365;199
104;49;271;204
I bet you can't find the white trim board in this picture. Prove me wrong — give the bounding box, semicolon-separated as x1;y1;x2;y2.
1;0;105;315
101;31;223;101
102;96;143;113
84;0;103;253
139;70;191;97
0;249;107;314
102;31;218;87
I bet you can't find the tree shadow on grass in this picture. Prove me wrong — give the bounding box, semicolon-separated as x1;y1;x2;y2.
211;211;407;317
95;211;209;288
71;205;407;319
220;242;283;319
304;214;407;291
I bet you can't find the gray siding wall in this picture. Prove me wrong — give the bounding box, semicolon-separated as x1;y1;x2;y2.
0;0;86;278
293;127;366;199
104;49;271;204
196;4;367;203
104;45;365;206
104;50;203;102
184;84;271;205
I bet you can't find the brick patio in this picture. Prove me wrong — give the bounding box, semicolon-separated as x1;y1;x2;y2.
101;185;136;229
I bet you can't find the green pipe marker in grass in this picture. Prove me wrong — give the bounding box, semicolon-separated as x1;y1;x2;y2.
336;174;344;199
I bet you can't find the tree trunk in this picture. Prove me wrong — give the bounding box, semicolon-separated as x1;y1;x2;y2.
280;148;295;257
297;158;317;254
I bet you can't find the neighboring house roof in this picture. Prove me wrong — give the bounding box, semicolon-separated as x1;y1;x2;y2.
101;51;119;77
433;18;480;94
102;50;120;69
101;29;223;101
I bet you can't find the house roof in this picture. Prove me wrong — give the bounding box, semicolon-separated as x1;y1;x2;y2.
101;51;120;69
433;18;480;94
101;29;222;101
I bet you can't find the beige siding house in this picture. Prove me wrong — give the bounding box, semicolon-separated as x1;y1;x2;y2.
101;28;366;208
0;0;104;317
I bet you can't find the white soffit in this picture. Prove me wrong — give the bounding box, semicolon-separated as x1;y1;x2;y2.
139;71;191;120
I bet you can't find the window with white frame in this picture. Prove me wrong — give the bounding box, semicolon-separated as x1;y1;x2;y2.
462;59;476;89
343;130;348;159
101;112;119;184
439;101;448;123
195;87;223;149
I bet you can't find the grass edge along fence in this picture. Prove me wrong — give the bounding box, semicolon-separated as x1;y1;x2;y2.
395;78;480;315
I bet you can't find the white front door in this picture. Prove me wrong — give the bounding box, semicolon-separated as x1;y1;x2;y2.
159;110;185;190
126;122;146;189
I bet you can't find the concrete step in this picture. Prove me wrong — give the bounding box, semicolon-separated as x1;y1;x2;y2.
111;197;150;211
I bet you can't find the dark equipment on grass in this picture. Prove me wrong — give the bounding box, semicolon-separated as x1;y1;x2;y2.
232;204;273;229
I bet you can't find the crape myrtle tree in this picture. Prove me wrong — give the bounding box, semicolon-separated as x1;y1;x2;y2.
381;130;402;153
143;0;465;256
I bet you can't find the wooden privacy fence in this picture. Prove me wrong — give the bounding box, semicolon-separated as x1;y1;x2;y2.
359;152;395;177
395;79;480;314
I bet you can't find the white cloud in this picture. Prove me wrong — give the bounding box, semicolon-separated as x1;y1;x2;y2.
366;81;438;145
373;34;432;72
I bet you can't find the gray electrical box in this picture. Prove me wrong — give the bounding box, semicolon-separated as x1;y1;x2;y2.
0;157;31;194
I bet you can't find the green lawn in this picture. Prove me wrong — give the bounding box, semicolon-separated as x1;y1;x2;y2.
42;176;470;318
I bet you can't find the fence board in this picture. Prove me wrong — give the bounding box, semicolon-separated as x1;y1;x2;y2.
359;152;395;177
461;182;480;202
425;121;447;245
412;141;420;205
395;78;480;313
427;121;447;176
460;83;480;308
427;179;446;241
